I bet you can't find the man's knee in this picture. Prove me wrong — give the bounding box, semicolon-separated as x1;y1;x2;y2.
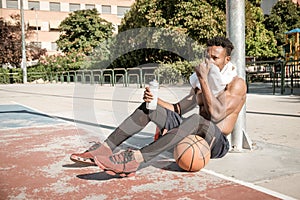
188;113;204;121
137;102;149;114
187;114;214;139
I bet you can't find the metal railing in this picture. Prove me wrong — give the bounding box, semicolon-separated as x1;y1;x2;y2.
0;67;158;87
246;59;300;95
1;60;300;94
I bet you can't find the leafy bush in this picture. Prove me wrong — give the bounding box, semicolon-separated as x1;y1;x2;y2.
0;68;9;83
155;60;196;85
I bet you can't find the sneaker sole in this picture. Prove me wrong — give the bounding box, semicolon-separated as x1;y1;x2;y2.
70;155;96;166
95;158;135;177
104;169;135;177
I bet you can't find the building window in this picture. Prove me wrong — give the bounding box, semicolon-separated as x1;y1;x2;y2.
50;2;60;11
70;3;80;12
30;41;41;48
6;0;18;9
117;6;130;17
49;20;60;30
85;4;95;10
28;1;40;10
51;42;58;51
102;5;111;14
28;24;41;31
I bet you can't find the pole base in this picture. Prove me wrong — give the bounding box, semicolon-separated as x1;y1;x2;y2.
228;129;253;152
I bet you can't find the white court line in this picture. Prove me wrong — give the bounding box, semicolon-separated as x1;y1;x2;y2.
10;101;76;126
0;102;71;130
202;169;297;200
7;101;88;147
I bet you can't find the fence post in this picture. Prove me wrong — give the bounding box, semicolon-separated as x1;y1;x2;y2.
272;67;275;95
139;68;143;88
60;73;64;83
100;70;103;86
281;61;286;94
112;69;115;86
125;69;128;87
55;73;58;83
291;63;294;95
67;72;70;83
91;70;94;85
82;71;85;84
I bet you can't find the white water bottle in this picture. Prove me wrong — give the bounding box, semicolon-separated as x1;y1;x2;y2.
146;80;159;110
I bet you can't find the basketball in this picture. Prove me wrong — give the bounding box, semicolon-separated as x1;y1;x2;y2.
174;135;211;172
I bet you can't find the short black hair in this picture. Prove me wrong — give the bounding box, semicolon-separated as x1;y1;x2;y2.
207;36;234;56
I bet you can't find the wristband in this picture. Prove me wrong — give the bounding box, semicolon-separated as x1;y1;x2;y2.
173;103;181;116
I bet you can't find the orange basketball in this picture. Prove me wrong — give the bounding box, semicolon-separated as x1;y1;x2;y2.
174;135;210;172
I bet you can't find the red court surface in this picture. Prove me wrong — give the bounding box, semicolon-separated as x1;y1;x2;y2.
1;125;288;200
0;104;293;200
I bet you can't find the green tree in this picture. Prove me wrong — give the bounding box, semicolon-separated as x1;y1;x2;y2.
119;0;280;64
208;0;278;59
264;0;300;56
39;52;86;72
171;0;226;44
56;9;113;55
120;0;225;45
206;0;226;12
111;0;224;72
245;0;278;59
105;0;281;81
0;15;22;67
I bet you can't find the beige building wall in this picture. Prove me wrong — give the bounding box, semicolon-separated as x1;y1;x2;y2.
0;0;135;55
2;0;298;56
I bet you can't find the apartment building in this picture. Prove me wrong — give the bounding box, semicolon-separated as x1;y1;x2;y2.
1;0;298;56
0;0;135;54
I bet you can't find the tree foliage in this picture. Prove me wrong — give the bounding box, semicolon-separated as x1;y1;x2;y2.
56;9;113;55
207;0;278;59
245;0;278;58
207;0;226;12
39;52;86;72
171;0;226;44
264;0;300;56
109;0;225;73
117;0;281;67
0;15;22;67
0;14;46;67
120;0;226;44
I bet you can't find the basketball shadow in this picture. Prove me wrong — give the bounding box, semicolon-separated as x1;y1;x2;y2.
146;153;187;173
150;159;207;174
150;160;185;172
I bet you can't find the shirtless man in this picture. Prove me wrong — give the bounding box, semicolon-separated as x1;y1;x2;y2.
70;36;247;177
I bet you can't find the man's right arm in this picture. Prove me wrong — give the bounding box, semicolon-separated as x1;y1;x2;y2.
158;94;198;116
144;87;197;115
177;88;198;115
157;98;175;111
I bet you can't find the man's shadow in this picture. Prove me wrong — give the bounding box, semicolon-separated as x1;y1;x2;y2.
64;153;186;181
63;163;126;180
70;161;184;181
63;154;186;181
77;171;122;180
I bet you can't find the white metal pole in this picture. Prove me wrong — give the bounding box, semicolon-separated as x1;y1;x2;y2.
35;8;38;43
20;0;27;83
226;0;248;151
